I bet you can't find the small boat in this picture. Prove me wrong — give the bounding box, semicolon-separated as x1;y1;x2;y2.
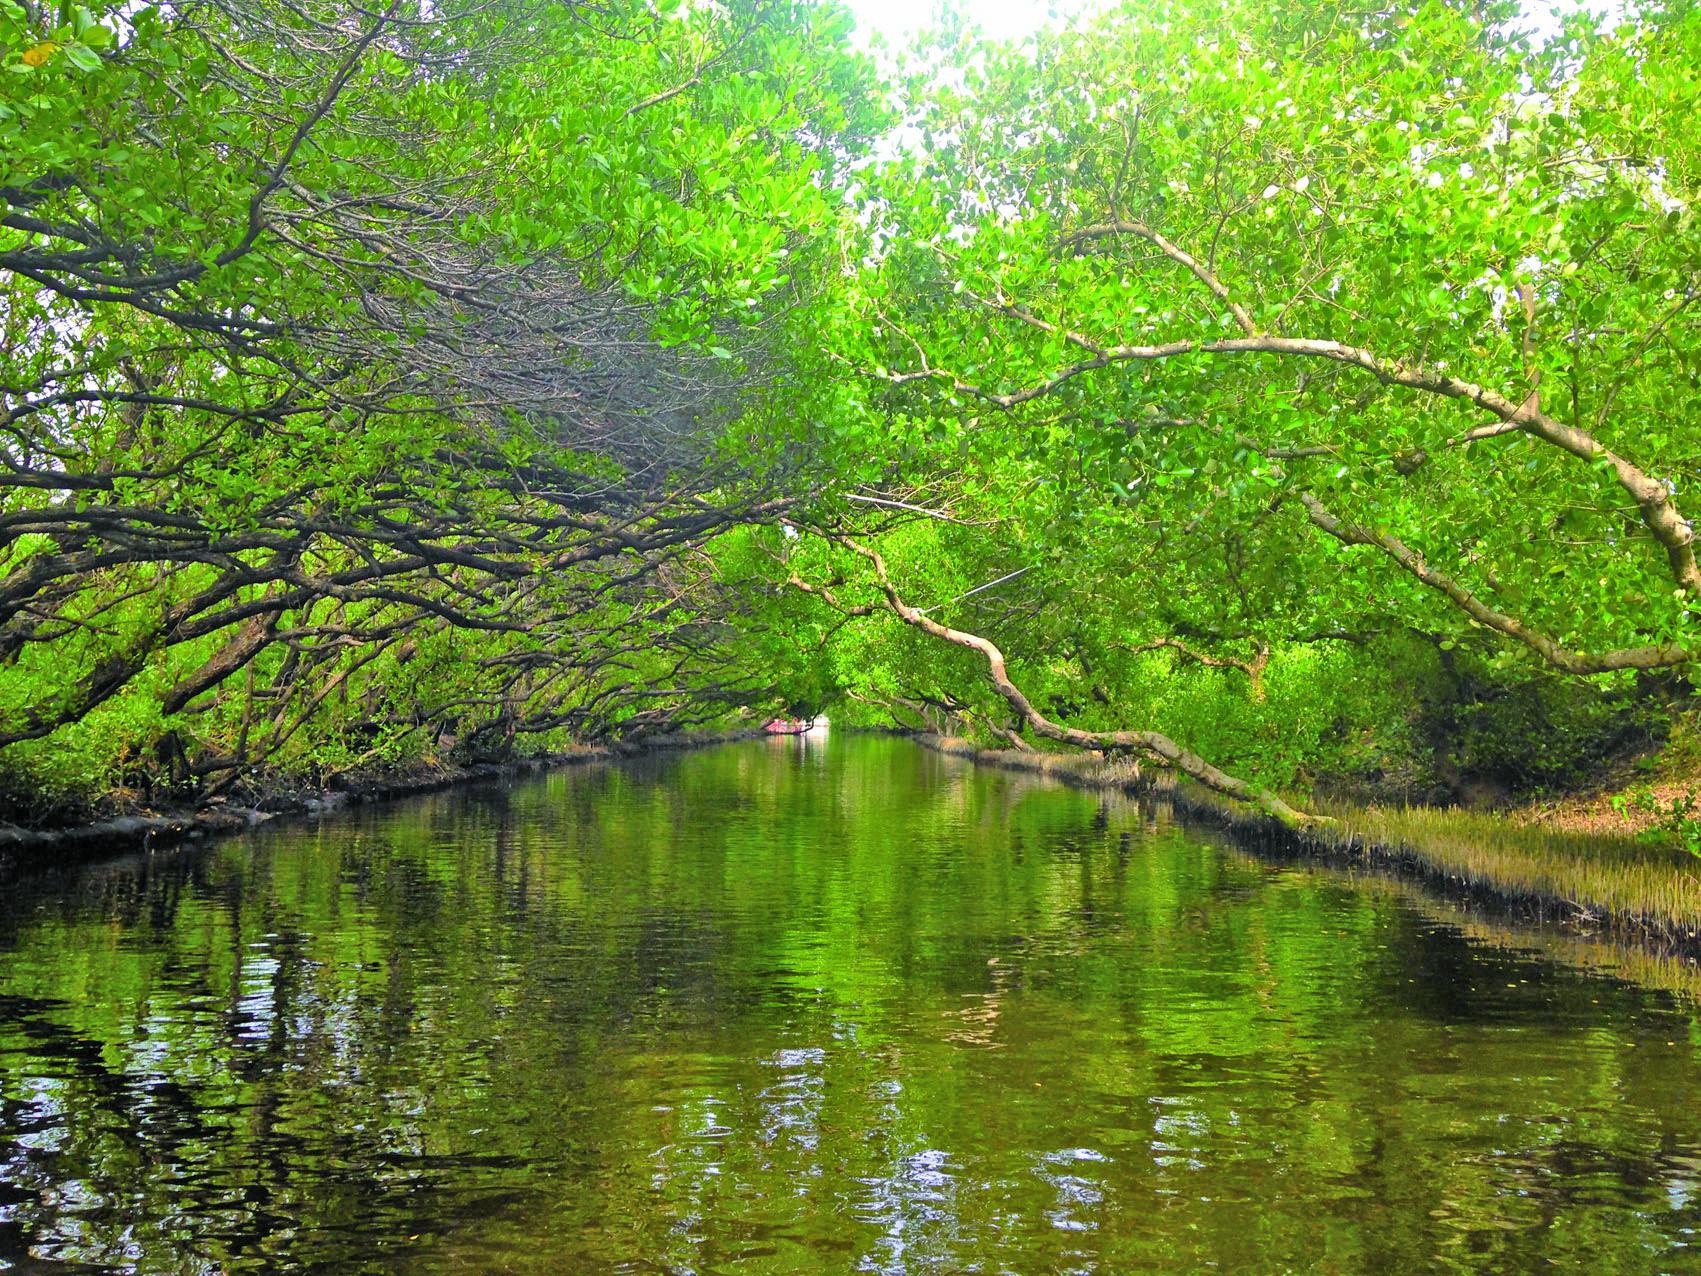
763;717;813;735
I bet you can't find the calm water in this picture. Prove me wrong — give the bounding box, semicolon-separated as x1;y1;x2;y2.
1;737;1698;1273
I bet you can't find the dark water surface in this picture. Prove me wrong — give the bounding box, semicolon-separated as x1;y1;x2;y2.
1;737;1699;1273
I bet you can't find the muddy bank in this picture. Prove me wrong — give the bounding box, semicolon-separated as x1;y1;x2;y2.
0;729;765;874
917;734;1701;961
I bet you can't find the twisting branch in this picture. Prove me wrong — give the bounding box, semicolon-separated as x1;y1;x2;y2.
891;218;1699;598
1293;490;1691;673
622;17;754;118
795;534;1320;826
1060;218;1700;596
1193;431;1699;675
845;492;980;525
1059;219;1258;335
874;226;1699;675
1118;636;1271;701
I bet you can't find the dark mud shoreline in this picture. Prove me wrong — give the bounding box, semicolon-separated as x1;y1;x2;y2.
0;729;765;875
917;735;1701;964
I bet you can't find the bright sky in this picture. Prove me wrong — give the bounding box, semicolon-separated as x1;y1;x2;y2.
843;0;1601;48
845;0;1095;46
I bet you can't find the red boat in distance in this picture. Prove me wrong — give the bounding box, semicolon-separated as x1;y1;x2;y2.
763;717;818;735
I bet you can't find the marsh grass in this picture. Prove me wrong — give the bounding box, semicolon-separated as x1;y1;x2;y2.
1317;800;1701;938
922;736;1701;950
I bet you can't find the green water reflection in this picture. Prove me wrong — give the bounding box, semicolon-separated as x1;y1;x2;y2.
1;737;1698;1272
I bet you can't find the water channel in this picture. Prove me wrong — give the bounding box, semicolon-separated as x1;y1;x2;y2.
1;736;1697;1272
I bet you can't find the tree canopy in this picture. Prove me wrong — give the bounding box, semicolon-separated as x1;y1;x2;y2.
3;0;1698;820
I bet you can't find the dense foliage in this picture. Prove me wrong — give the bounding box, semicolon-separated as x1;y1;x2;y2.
767;0;1701;815
1;0;875;815
3;0;1698;820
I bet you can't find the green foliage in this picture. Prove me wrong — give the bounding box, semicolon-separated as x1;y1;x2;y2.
0;0;877;814
743;0;1701;809
1612;787;1701;859
6;0;1700;820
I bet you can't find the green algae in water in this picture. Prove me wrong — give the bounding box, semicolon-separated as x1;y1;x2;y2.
0;736;1698;1273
